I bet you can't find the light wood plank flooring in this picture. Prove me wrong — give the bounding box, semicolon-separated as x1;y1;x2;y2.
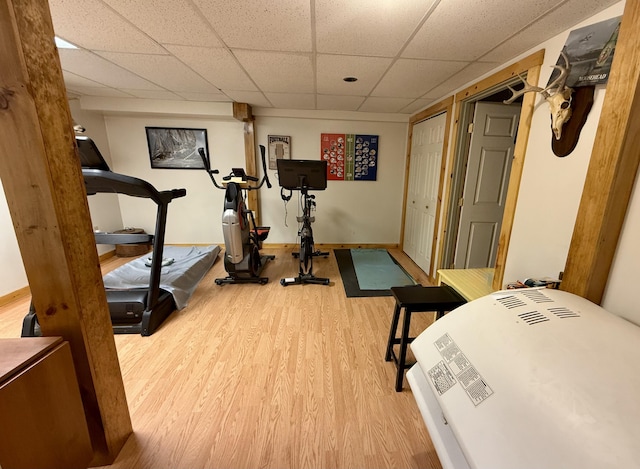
0;247;442;469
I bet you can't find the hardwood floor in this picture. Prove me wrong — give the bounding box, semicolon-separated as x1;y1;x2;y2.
0;247;442;469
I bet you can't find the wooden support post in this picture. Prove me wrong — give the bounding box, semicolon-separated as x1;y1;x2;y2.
0;0;132;465
233;103;261;226
233;102;252;122
561;1;640;303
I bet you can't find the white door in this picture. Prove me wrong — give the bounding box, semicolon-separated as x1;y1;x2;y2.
454;101;521;269
403;112;446;275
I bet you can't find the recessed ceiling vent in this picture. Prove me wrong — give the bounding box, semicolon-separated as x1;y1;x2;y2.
517;310;550;325
497;295;527;309
548;307;581;319
520;289;554;304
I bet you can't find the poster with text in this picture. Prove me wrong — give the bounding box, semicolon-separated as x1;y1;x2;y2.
547;16;621;88
321;133;378;181
267;135;290;170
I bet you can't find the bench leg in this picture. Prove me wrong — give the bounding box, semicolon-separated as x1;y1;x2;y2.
395;309;412;392
385;303;401;362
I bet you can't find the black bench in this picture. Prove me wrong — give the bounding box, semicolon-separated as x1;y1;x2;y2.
385;285;466;391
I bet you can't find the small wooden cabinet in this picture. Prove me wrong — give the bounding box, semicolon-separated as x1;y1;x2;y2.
0;337;92;469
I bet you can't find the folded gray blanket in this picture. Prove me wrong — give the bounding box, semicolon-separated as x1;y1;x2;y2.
103;245;220;309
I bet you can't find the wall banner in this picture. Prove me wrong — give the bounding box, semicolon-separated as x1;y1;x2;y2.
321;133;378;181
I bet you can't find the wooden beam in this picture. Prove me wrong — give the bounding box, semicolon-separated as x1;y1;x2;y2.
233;102;253;122
233;104;261;225
243;120;260;225
561;2;640;303
0;0;132;465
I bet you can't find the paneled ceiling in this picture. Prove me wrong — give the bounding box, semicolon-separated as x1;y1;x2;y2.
50;0;620;114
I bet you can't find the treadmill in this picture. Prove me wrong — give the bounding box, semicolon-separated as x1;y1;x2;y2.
22;137;186;336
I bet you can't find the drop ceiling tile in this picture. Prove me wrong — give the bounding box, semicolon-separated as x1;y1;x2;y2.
224;91;272;108
317;95;366;111
59;49;163;90
264;93;315;110
121;89;185;100
423;61;501;99
359;97;414;113
166;45;257;91
403;0;565;61
102;0;222;47
400;98;435;115
481;0;622;63
66;86;135;98
97;52;219;93
175;91;231;102
49;0;165;53
316;55;393;95
47;0;622;114
192;0;312;52
372;59;468;98
316;0;439;56
233;51;314;93
63;70;105;88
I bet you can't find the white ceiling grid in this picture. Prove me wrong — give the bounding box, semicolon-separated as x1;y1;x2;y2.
48;0;620;114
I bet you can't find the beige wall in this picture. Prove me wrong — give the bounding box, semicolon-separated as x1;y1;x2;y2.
501;3;624;287
255;113;408;245
0;178;26;295
96;110;408;246
491;2;639;323
69;100;125;255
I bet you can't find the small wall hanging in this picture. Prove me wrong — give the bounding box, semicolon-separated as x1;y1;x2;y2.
320;133;378;181
267;135;291;170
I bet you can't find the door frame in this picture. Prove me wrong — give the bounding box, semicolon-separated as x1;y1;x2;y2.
400;96;454;282
402;49;545;288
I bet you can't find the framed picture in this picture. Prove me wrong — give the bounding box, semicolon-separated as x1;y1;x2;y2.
268;135;291;170
321;133;378;181
145;127;209;169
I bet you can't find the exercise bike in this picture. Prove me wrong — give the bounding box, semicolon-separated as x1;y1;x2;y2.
277;159;330;286
199;145;274;285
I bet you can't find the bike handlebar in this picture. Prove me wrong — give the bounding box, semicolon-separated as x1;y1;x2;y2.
198;146;272;191
259;145;272;189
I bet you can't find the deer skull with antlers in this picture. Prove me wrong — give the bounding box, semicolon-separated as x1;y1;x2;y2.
504;51;573;140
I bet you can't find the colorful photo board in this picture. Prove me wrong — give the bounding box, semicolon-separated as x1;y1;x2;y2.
321;133;378;181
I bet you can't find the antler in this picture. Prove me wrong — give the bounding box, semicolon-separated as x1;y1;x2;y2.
543;51;571;95
503;51;572;104
503;75;545;104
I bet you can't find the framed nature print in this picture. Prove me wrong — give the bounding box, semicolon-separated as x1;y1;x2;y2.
146;127;209;169
268;135;291;170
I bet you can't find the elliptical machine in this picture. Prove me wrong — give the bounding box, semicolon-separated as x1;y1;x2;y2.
199;145;274;285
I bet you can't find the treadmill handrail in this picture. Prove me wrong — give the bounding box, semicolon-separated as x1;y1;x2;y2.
81;168;186;205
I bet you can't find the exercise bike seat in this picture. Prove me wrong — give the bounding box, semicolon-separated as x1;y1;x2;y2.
255;227;270;241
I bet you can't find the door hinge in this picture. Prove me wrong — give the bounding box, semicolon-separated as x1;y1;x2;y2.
458;197;464;207
467;123;474;134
